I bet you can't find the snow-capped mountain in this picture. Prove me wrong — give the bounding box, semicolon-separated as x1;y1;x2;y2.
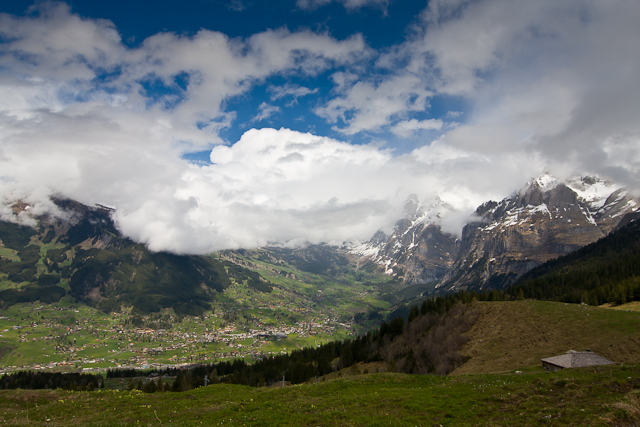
350;195;459;284
437;174;639;291
565;175;638;233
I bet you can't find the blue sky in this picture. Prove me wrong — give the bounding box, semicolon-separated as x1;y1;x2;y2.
3;0;461;157
1;0;639;253
62;0;424;49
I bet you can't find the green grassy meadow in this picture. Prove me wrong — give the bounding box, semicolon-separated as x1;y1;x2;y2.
1;365;639;426
1;300;640;425
0;298;353;371
452;301;640;375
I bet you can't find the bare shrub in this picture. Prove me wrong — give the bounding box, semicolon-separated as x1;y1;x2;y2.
382;303;478;375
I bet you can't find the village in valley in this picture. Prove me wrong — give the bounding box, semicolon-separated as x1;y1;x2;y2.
0;241;394;376
0;300;356;375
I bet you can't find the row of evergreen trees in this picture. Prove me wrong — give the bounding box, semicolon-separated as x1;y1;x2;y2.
0;370;103;390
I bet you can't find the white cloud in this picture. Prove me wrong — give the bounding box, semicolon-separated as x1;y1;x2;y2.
316;74;434;135
317;0;640;181
296;0;388;12
268;84;319;104
1;0;640;255
0;2;378;251
118;128;405;252
0;2;124;80
0;2;368;147
391;118;443;138
251;102;282;123
418;0;640;188
112;126;544;253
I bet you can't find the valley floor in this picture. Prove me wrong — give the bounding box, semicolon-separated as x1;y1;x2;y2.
0;301;355;373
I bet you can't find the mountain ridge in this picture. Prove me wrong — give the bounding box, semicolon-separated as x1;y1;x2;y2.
2;173;638;307
346;174;638;293
0;198;238;315
435;174;637;291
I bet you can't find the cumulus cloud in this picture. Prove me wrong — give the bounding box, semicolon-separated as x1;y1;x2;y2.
113;127;541;253
118;128;403;253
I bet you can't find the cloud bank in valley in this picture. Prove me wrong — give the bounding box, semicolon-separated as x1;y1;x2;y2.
0;0;639;254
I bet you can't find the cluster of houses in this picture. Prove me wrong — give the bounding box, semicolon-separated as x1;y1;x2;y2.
1;303;356;373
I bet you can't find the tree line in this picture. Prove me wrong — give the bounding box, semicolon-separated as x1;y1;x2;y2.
0;370;103;391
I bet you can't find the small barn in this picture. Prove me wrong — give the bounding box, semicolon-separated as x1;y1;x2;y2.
541;350;615;371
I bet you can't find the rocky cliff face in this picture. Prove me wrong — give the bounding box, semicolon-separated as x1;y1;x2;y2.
437;174;639;291
350;195;459;284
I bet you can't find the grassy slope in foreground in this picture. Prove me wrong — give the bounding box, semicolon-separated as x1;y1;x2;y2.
452;300;640;375
1;366;640;426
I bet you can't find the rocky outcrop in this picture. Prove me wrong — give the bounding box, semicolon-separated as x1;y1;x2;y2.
437;174;639;291
350;195;459;284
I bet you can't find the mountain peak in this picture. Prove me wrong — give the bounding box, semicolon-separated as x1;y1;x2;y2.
438;173;638;291
565;175;620;210
532;173;559;191
350;194;459;283
402;194;421;219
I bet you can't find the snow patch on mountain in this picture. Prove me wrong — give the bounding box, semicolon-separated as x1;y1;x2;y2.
566;175;621;210
534;173;559;191
350;196;449;259
349;195;459;283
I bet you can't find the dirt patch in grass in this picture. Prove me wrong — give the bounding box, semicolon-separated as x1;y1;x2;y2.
316;361;390;382
601;301;640;312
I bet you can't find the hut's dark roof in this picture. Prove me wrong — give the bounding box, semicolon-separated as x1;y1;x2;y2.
540;350;614;368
